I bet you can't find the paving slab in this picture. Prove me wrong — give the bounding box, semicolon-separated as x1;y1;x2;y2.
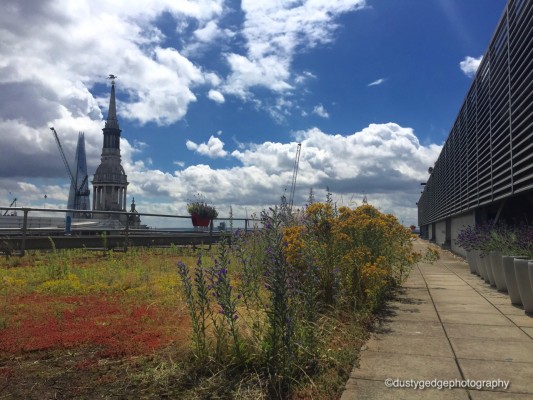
382;308;440;322
430;295;491;306
424;275;466;281
341;379;470;400
478;291;513;301
523;327;533;339
433;302;496;314
366;335;453;357
393;289;431;296
391;294;432;305
458;358;533;393
443;323;532;341
470;391;533;400
438;311;513;326
483;296;516;305
506;314;533;328
368;335;454;357
427;285;472;291
401;282;426;289
374;320;446;337
424;277;466;283
383;301;437;314
449;337;533;362
493;303;527;316
342;240;533;399
430;288;485;296
431;293;489;302
349;351;461;381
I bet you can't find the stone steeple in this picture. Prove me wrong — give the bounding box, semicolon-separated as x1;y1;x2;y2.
92;76;129;220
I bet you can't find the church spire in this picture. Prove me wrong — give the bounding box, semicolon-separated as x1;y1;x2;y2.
92;74;130;220
101;75;121;153
105;74;119;130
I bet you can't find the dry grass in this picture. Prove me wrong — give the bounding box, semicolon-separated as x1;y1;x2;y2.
0;244;372;399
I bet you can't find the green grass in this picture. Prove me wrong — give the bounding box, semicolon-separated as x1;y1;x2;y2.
0;242;392;399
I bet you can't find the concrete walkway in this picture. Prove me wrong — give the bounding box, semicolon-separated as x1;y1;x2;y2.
341;239;533;399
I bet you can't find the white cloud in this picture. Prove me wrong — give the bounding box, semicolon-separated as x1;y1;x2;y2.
368;78;385;86
208;89;225;104
460;56;483;78
223;0;366;98
186;135;228;158
0;0;226;130
0;0;442;227
313;104;330;119
2;122;441;227
194;20;222;42
0;0;231;191
294;70;317;85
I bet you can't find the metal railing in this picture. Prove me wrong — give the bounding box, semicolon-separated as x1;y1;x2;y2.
0;206;261;255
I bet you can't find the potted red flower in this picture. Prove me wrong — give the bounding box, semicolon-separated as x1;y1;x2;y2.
187;194;218;227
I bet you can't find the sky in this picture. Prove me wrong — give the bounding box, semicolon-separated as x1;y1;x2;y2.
0;0;507;227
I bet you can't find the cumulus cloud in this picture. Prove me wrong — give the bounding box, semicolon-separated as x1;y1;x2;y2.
223;0;366;98
0;0;442;227
312;104;330;118
0;0;371;192
2;122;441;226
0;0;231;185
460;56;483;77
368;78;386;86
208;89;225;104
186;136;228;158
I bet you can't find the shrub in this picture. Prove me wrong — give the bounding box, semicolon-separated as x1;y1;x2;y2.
177;198;420;396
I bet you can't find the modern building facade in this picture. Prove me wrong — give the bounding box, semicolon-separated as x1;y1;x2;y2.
92;77;129;222
67;132;90;217
418;0;533;256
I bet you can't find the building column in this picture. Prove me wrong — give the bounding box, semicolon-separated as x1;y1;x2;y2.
123;188;127;211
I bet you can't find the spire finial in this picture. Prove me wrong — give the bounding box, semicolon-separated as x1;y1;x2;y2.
105;75;119;130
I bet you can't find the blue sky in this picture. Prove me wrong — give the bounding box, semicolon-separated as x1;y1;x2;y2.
0;0;506;226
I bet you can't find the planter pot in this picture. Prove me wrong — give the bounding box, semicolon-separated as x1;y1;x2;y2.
484;255;496;286
504;256;526;305
514;258;533;313
473;250;481;275
466;250;478;275
477;254;487;281
490;251;506;292
481;255;492;284
191;215;211;227
529;261;533;313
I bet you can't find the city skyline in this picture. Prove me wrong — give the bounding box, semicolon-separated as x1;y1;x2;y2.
0;0;507;226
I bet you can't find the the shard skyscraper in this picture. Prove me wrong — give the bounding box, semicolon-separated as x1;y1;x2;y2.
67;132;90;217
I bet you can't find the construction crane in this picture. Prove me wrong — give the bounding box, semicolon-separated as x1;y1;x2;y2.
288;143;301;210
50;127;75;184
49;128;90;213
3;198;17;216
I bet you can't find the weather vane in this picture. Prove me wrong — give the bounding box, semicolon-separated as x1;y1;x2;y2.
107;74;117;85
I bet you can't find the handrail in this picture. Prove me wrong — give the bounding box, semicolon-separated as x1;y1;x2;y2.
0;206;262;256
0;206;261;222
